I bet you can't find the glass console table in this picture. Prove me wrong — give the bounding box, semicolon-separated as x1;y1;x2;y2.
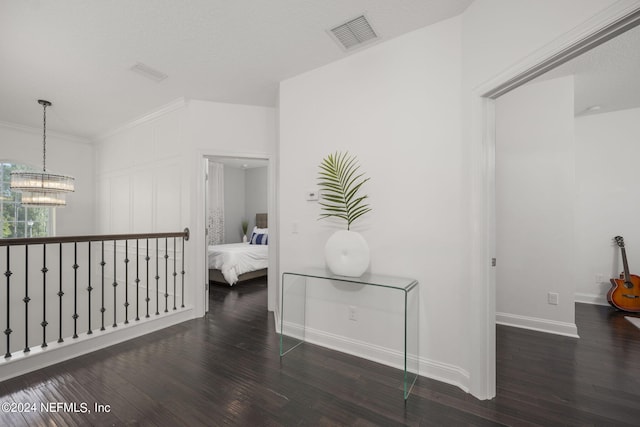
279;268;419;400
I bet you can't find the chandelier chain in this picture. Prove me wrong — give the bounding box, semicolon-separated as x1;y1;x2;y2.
42;102;47;172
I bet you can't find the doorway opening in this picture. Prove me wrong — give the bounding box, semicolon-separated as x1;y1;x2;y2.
470;3;640;400
203;154;272;315
492;12;640;334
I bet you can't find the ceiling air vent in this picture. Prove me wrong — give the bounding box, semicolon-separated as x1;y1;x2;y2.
329;15;378;51
130;62;168;82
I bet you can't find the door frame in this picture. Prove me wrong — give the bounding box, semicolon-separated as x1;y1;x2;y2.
470;1;640;400
194;150;277;316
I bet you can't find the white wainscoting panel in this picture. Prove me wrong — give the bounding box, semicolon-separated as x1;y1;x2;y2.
110;175;131;233
133;169;154;232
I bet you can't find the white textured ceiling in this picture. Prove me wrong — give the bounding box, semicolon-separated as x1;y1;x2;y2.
532;22;640;117
0;0;473;139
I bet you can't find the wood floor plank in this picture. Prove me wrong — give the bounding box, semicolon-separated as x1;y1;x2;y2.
1;278;640;426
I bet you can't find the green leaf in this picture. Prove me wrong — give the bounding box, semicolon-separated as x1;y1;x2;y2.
317;151;371;230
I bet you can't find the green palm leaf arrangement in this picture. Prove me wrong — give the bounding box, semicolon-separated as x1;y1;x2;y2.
317;151;372;230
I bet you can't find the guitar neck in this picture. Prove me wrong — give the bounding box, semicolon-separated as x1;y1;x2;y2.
622;247;631;282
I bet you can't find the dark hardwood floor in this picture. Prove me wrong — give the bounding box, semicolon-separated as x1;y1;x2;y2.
1;279;640;426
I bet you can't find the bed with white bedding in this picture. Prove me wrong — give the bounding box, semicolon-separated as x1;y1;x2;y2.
208;242;268;285
208;213;268;285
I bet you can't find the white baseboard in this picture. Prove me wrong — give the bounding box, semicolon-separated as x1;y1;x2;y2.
275;316;470;394
0;308;195;382
574;292;609;306
496;312;579;338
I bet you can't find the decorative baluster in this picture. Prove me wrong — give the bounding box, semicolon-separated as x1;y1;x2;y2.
72;242;79;339
181;236;185;308
0;230;188;354
24;245;30;352
145;238;150;318
100;241;106;331
124;240;129;324
135;239;140;321
164;238;169;313
41;244;48;348
87;242;92;335
155;238;159;316
113;240;117;328
173;237;177;311
5;247;12;358
58;243;63;343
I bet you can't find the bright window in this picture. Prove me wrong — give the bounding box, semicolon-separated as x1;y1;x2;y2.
0;162;51;238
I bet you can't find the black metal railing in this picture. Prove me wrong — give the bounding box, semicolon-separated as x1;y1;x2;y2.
0;228;189;358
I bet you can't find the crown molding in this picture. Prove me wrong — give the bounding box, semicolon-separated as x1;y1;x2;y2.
97;97;189;141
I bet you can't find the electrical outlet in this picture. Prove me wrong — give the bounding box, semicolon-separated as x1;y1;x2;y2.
348;305;357;321
548;292;559;305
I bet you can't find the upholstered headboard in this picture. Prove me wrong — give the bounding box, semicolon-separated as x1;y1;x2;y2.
256;213;268;228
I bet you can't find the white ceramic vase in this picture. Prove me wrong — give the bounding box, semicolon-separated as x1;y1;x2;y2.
324;230;370;277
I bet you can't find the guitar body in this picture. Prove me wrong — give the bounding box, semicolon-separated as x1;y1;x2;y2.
607;276;640;312
608;236;640;312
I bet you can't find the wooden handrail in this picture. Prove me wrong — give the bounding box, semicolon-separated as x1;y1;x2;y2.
0;228;190;247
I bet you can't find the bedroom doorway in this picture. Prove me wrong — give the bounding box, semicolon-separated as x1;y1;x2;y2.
494;14;640;333
472;3;640;400
203;154;272;314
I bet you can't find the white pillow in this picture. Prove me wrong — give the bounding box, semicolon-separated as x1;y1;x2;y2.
252;226;268;234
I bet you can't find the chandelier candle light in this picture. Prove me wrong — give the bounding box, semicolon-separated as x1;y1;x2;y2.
10;100;75;207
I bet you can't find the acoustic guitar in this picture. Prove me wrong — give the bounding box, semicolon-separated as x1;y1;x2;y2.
607;236;640;312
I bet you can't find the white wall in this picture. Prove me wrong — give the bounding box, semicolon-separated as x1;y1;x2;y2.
279;16;467;387
95;99;277;317
575;107;640;304
495;76;577;336
223;166;246;243
217;165;268;243
96;103;187;234
245;166;268;232
495;95;640;312
0;123;95;235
